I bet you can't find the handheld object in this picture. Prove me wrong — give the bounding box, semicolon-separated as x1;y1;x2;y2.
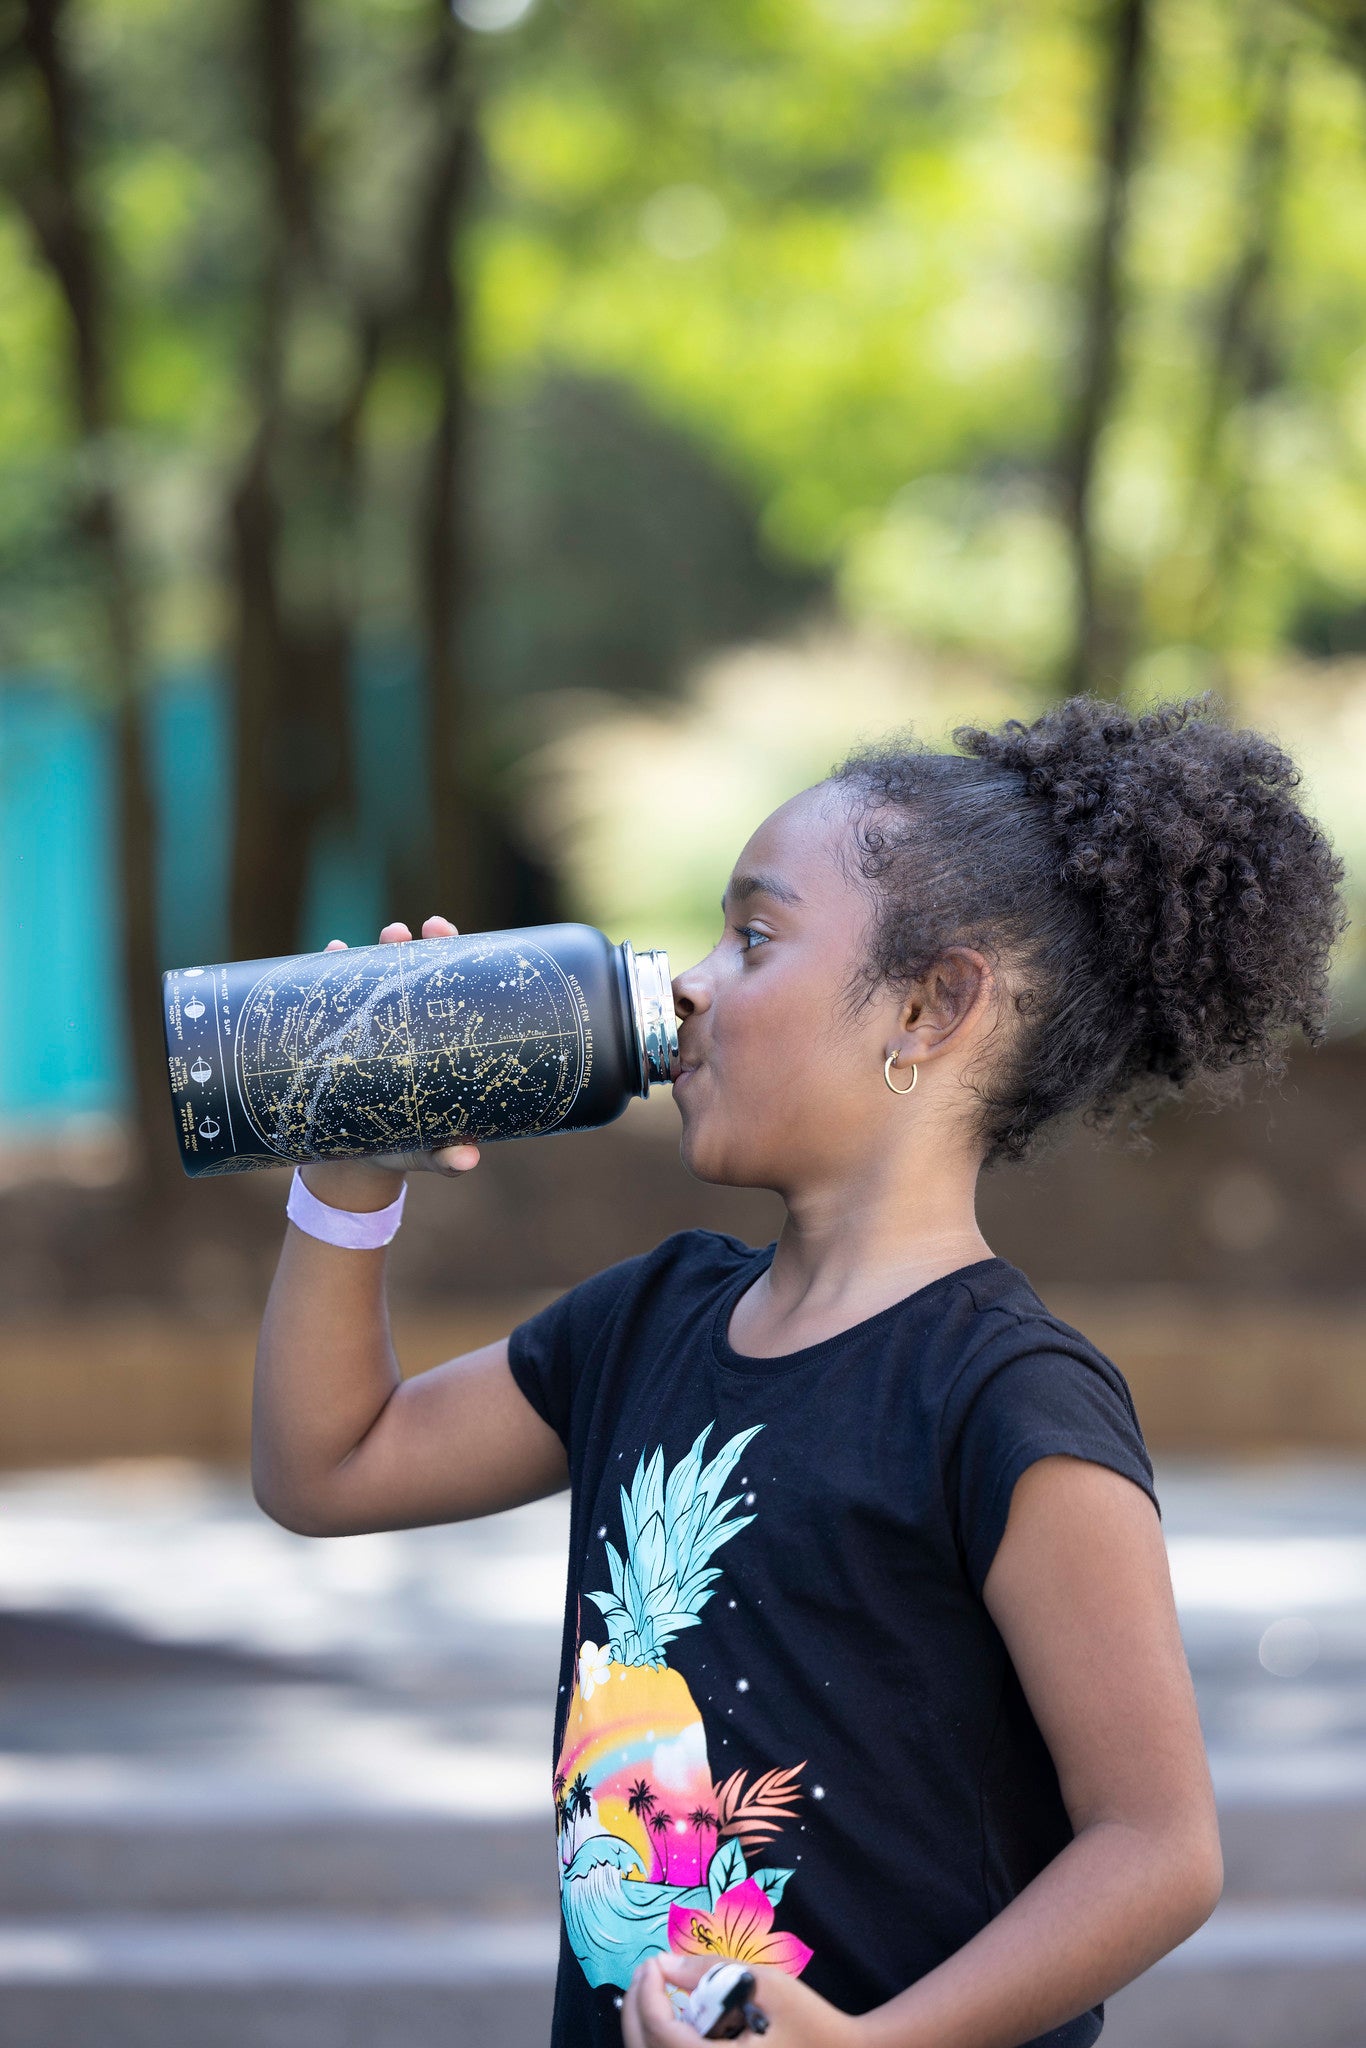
671;1961;770;2038
161;923;679;1176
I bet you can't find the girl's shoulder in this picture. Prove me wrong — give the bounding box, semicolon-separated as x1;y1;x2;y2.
941;1260;1153;1461
950;1257;1120;1360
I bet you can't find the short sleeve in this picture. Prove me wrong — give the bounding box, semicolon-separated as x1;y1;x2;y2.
506;1289;577;1448
505;1247;659;1451
943;1322;1159;1599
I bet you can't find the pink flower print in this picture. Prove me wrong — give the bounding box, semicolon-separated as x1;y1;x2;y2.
667;1878;813;1976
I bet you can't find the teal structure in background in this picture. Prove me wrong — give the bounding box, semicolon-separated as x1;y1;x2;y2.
0;651;431;1131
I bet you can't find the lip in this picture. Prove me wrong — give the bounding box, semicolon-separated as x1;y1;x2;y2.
673;1062;701;1087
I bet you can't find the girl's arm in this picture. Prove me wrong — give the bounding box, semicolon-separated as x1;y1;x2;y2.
625;1453;1222;2048
251;914;571;1537
862;1451;1222;2047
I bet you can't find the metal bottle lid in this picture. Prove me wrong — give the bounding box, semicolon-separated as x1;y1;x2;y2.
621;942;681;1091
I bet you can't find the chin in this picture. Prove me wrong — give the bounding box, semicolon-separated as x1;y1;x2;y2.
677;1122;771;1192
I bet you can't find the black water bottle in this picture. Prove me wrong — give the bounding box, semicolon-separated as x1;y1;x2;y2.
161;924;680;1178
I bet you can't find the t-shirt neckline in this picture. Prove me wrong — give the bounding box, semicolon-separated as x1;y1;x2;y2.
710;1243;1009;1378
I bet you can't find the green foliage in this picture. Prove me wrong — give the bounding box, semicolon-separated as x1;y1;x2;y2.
6;0;1366;688
473;0;1366;689
0;0;1362;994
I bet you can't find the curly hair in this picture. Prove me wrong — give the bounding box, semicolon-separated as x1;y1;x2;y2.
826;696;1348;1165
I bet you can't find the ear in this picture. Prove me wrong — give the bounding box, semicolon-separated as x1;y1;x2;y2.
899;947;992;1058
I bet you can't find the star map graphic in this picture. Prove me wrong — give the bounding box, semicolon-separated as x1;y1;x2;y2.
231;937;587;1159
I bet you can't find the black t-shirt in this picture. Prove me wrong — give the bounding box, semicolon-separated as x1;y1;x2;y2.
507;1230;1158;2047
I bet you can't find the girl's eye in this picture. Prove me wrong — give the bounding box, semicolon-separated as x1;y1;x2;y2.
737;925;769;954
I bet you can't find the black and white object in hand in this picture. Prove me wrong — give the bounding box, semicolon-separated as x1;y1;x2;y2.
670;1961;770;2037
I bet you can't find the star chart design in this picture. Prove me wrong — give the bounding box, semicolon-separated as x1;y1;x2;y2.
231;938;586;1159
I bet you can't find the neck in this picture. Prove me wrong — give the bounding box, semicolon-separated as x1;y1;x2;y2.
762;1134;992;1328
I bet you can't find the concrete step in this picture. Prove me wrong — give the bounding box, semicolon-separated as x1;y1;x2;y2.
7;1784;1365;1911
1216;1793;1366;1898
0;1814;557;1914
1;1906;1365;2048
1105;1904;1366;2048
0;1912;561;1983
0;1913;558;2048
0;1981;557;2048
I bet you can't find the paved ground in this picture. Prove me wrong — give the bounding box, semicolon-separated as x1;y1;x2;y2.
1;1455;1364;2046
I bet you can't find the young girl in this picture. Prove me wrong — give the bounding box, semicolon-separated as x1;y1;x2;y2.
252;696;1344;2048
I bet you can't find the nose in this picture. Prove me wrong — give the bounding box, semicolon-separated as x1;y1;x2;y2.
671;954;712;1020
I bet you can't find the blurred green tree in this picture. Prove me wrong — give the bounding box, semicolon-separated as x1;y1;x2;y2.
1;0;170;1190
473;0;1366;700
2;0;1365;1178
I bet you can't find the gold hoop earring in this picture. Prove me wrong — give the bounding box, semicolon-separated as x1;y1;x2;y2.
884;1052;918;1095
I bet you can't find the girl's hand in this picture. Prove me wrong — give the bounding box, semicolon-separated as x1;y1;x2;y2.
305;915;480;1195
621;1952;863;2048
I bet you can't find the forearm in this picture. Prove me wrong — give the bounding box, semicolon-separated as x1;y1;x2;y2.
250;1162;406;1528
857;1816;1220;2048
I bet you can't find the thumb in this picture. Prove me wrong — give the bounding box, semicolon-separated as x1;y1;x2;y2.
429;1144;480;1175
658;1951;717;1993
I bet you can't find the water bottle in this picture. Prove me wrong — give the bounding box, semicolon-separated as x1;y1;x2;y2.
161;923;679;1178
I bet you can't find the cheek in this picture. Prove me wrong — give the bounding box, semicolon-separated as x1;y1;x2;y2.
720;966;850;1089
716;962;794;1053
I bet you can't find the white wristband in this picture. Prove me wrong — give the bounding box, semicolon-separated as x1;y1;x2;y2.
286;1166;407;1249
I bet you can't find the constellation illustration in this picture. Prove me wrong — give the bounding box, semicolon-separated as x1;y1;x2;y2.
231;937;587;1158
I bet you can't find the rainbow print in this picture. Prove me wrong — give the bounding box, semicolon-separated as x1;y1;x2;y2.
549;1421;815;1990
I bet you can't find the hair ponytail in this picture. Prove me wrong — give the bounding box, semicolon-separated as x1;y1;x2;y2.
828;696;1347;1163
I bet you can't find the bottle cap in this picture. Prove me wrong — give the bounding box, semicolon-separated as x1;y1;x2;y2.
623;943;681;1090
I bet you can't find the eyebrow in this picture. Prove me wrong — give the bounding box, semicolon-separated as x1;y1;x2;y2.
721;872;804;912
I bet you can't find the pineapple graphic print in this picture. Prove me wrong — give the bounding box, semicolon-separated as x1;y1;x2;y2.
553;1420;815;1991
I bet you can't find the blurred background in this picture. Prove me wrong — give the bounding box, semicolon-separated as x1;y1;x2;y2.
2;0;1365;2043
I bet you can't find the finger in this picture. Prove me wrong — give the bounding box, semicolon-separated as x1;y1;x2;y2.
429;1144;480;1175
659;1952;712;1992
421;915;459;938
620;1968;645;2048
623;1958;671;2047
636;1956;702;2042
379;921;413;944
324;939;348;951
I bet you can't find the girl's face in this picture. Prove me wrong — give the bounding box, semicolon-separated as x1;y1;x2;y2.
670;784;906;1192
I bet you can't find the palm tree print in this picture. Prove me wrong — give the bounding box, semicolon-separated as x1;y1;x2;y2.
558;1770;593;1857
548;1422;816;1991
688;1803;719;1872
648;1808;673;1883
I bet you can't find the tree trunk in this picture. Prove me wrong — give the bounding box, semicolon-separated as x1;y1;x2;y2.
10;0;178;1198
1059;0;1151;697
417;282;481;925
411;12;484;928
406;16;562;937
226;0;358;964
1179;54;1288;648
